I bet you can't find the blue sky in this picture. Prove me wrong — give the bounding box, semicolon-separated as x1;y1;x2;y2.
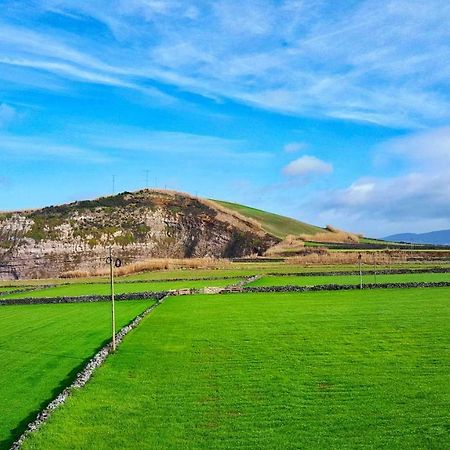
1;0;450;236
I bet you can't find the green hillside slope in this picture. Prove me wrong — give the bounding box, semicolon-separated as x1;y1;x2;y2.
213;200;324;239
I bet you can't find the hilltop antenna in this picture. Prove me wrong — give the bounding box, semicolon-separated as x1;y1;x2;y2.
112;175;116;195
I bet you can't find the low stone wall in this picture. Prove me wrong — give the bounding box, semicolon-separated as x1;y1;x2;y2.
10;295;168;450
242;281;450;293
4;280;450;306
265;267;450;277
79;275;241;285
0;291;167;306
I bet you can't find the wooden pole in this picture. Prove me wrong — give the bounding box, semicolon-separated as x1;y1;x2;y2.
373;253;377;284
358;254;363;289
109;246;116;352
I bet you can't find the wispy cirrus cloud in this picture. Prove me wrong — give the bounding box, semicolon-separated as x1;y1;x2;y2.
68;124;272;164
0;20;173;101
2;1;450;127
283;142;308;153
0;125;271;166
0;134;112;163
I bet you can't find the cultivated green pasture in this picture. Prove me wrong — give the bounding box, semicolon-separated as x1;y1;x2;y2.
1;261;448;287
3;278;241;299
248;271;450;287
23;288;450;449
121;262;450;281
0;300;154;448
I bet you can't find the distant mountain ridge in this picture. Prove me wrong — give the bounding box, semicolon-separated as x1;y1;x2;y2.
383;229;450;246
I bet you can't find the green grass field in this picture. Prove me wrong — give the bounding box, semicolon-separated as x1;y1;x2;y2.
3;278;241;299
120;262;450;282
213;200;323;238
0;300;154;448
22;288;450;449
248;272;450;287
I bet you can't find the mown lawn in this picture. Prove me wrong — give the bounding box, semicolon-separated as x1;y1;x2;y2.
248;271;450;287
0;300;154;448
3;278;241;299
23;288;450;449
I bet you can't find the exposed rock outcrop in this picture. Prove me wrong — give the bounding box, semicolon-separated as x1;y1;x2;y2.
0;190;278;279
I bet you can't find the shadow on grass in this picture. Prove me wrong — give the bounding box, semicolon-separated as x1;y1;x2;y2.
1;337;110;449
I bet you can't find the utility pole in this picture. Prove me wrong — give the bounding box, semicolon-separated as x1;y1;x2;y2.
107;248;121;352
373;253;377;284
358;253;363;289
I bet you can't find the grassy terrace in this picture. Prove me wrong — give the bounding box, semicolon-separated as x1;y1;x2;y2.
248;272;450;287
0;300;154;448
120;262;450;281
23;288;450;449
212;200;323;238
2;278;241;299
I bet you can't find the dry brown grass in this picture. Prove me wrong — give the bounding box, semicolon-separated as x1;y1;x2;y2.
286;250;410;266
299;226;361;244
60;257;231;278
201;198;266;235
265;234;306;256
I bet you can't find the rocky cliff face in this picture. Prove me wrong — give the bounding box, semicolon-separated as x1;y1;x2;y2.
0;190;278;279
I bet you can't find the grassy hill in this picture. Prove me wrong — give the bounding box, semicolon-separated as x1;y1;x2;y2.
212;200;324;239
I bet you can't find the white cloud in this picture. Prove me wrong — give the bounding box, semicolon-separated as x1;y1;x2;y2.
306;126;450;235
376;125;450;166
283;155;333;177
283;142;307;153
